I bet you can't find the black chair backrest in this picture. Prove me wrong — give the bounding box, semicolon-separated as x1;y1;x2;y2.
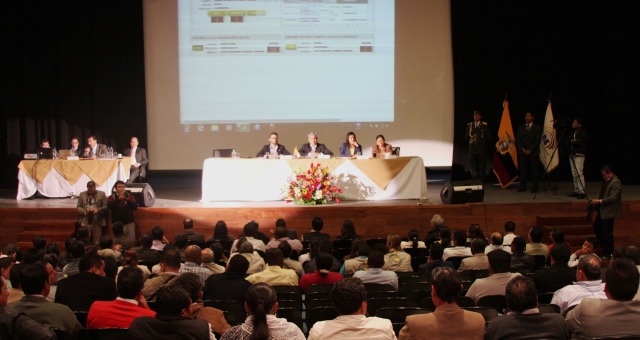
332;247;351;261
333;239;353;249
367;291;404;299
276;307;303;330
533;255;546;270
364;283;396;293
398;276;430;285
476;295;508;314
395;271;419;278
406;290;431;304
461;306;499;322
78;328;128;340
306;298;334;311
73;311;89;328
375;307;431;323
538;292;555;304
403;247;427;259
366;238;387;248
538;304;561;314
213;149;234;157
306;284;334;295
447;256;470;270
459;269;490;281
367;297;417;316
457;296;476;307
421;297;436;310
277;299;301;310
307;306;339;329
398;282;430;295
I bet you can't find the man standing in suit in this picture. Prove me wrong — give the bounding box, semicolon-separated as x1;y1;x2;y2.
299;132;333;157
399;267;485;340
87;135;108;159
256;132;291;158
76;181;108;243
124;136;148;183
465;110;492;181
516;112;543;193
588;165;622;259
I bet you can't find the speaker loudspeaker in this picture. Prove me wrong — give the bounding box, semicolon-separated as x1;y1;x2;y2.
124;183;156;207
440;180;484;204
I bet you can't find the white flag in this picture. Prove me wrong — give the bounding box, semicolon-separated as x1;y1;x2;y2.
540;101;559;172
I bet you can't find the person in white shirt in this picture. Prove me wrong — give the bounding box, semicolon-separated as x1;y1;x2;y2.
567;237;597;267
551;254;606;314
466;249;520;303
308;277;396;340
230;222;266;253
502;221;517;246
442;230;472;261
353;250;398;291
485;232;512;254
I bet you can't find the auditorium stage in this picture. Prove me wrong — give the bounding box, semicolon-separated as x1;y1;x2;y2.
1;179;640;250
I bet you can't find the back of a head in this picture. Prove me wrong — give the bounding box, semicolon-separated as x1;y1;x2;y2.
606;258;640;301
100;236;114;250
213;221;229;240
243;222;257;237
77;226;90;240
311;216;323;232
278;240;292;258
183;218;194;230
227;254;250;276
429;243;444;261
551;228;565;243
45;242;60;256
487;249;511;273
123;250;139;266
315;253;333;275
367;250;385;268
156;285;191;315
529;228;544;243
332;277;367;315
185;245;202;263
512;237;527;253
387;234;402;250
151;226;164;241
274;226;287;239
342;220;357;238
453;230;467;246
79;253;104;273
265;248;284;267
577;254;601;281
408;229;420;244
201;248;214;264
490;232;503;246
439;228;452;247
275;218;286;228
161;249;182;270
69;239;86;259
32;235;47;250
245;283;278;340
175;273;203;303
174;233;188;249
431;214;445;229
22;248;45;265
117;266;145;299
104;257;118;280
9;263;24;289
356;241;371;257
550;242;571;263
613;246;640;265
504;221;516;233
471;238;487;254
20;264;48;295
239;240;254;254
112;222;124;237
431;267;461;302
505;276;538;313
468;224;485;240
140;233;153;248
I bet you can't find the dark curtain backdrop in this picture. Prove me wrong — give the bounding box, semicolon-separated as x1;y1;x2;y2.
2;1;639;189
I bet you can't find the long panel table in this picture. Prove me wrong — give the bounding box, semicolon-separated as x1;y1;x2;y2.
201;157;427;202
17;158;132;199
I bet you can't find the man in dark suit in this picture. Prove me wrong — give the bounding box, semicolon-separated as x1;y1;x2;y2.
255;132;290;157
465;110;492;181
87;135;108;159
516;112;543;192
588;165;622;258
69;136;81;156
301;216;331;242
55;253;117;312
76;181;108;242
299;132;333;157
533;243;576;293
182;218;205;244
123;136;148;183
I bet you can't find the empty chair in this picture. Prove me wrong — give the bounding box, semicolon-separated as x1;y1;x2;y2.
367;297;417;316
273;286;302;304
395;271;419;278
212;149;234;157
306;298;334;311
333;239;353;249
456;296;476;308
277;299;301;310
367;291;404;299
403;247;427;259
78;328;128;340
398;276;430;285
307;306;339;329
476;295;508;314
461;306;499;322
405;290;431;304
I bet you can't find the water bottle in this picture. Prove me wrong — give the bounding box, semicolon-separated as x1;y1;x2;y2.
231;149;237;159
53;148;58;159
108;146;113;159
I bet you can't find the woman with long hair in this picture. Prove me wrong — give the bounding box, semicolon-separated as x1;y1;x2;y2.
208;220;235;242
299;253;343;293
336;220;359;240
220;283;305;340
371;134;393;157
339;131;362;157
117;250;151;279
400;229;426;249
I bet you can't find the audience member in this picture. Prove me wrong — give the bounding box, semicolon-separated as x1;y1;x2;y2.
566;258;640;338
299;253;344;293
383;234;413;272
466;249;520;303
232;239;265;274
301;216;331;243
230;222;266;253
182;218;205;244
340;241;370;275
399;267;484;340
87;266;156;328
401;229;426;249
533;243;576;293
151;226;168;251
485;276;570;340
98;235;123;264
201;248;225;274
442;230;472;261
112;221;136;250
467;224;487;244
21;248;45;265
55;253;117;311
175;273;231;335
308;277;395;339
551;254;606;314
279;241;304;276
336;220;359;240
525;227;549;258
502;221;517;246
207;220;235;242
132;233;162;264
510;236;536;273
353;250;398;291
567;237;597;267
32;235;47;252
210;241;228;267
0;257;14;290
424;214;445;248
128;285;213;340
246;248;298;286
612;245;640;300
0;276;56;339
221;283;305;340
266;222;303;253
204;254;251;304
418;243;454;276
437;227;452;248
304;239;342;274
142;249;181;302
9;264;83;337
179;245;213;287
548;227;567;253
62;239;85;277
485;232;511;254
458;238;489;271
118;250;152;280
174;233;188;260
7;263;25;304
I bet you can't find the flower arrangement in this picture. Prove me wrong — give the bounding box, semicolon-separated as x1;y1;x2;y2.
284;163;343;205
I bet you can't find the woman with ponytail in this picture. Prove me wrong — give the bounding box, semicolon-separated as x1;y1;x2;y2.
220;283;305;340
400;229;426;250
299;253;344;293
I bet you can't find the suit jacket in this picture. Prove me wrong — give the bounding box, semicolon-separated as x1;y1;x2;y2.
465;121;492;154
339;143;362;157
566;298;640;338
458;253;489;271
92;144;109;158
256;144;291;157
299;143;333;156
123;147;148;177
516;123;542;157
301;231;331;243
55;272;118;312
486;312;570;340
9;295;83;338
399;303;485;340
183;229;206;243
597;174;622;219
76;190;108;226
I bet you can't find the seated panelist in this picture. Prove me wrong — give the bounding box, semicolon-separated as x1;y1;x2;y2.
372;134;392;158
256;132;291;158
339;131;362;158
299;132;333;157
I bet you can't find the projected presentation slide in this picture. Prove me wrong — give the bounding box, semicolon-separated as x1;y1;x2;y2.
178;0;394;125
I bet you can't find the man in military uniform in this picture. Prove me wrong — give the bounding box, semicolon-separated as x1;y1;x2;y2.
465;110;492;181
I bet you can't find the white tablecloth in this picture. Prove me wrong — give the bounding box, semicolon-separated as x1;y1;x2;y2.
201;157;427;201
17;160;129;199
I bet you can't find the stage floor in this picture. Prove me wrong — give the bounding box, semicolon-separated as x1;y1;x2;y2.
2;180;639;209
